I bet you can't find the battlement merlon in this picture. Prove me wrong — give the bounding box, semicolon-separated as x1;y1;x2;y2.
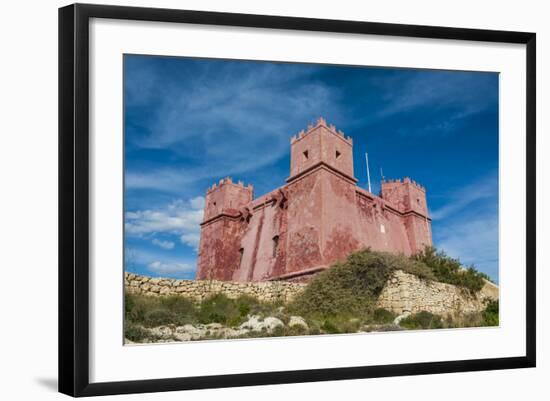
290;117;353;146
206;177;254;194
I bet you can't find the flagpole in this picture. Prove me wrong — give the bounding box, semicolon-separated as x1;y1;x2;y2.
365;152;372;193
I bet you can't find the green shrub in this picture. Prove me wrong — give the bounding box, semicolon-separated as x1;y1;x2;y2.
125;291;135;314
422;301;498;329
238;301;252;317
125;292;148;323
125;292;197;327
198;293;240;325
318;317;362;334
235;294;275;317
289;251;390;319
370;308;397;324
413;246;488;293
321;319;340;334
477;271;495;284
289;249;434;321
400;311;443;330
197;293;283;326
443;312;483;328
159;295;196;317
481;300;499;326
143;309;177;327
124;322;153;342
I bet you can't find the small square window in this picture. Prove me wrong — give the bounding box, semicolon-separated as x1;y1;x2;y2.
239;248;244;267
272;235;280;257
336;150;341;159
303;150;309;160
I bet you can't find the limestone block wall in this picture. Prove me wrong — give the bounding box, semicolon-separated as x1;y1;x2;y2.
124;272;306;302
376;270;499;315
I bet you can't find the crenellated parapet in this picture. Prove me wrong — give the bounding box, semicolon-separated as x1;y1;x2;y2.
207;177;254;194
382;177;426;193
380;176;429;219
290;117;353;146
289;117;355;181
203;177;254;222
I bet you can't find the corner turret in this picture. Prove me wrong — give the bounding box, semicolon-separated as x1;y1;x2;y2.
203;177;254;221
380;177;432;252
380;177;428;216
288;117;355;182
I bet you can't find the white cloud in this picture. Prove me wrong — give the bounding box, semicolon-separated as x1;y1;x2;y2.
435;214;499;281
125;197;204;251
430;172;498;220
151;238;175;250
180;233;200;250
125;247;197;278
148;261;194;275
430;172;499;282
189;196;205;209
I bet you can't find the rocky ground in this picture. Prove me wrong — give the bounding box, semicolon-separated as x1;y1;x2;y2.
124;313;407;344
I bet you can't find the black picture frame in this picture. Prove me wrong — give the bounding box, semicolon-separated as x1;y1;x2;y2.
59;3;536;397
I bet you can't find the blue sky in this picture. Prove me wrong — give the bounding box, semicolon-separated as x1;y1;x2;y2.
124;55;499;282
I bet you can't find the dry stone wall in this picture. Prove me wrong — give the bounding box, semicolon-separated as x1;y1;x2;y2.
376;270;499;315
125;270;498;315
124;272;306;302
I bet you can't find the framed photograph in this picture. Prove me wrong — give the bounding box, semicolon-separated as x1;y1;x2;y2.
58;3;536;397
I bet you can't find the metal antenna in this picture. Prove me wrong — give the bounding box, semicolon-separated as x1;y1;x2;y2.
365;152;372;193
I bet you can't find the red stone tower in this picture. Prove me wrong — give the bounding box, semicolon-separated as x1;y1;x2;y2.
380;178;432;252
288;117;355;180
196;178;253;280
282;118;360;280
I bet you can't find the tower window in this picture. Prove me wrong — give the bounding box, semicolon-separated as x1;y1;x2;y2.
272;235;279;257
303;150;309;160
239;248;244;267
335;150;341;159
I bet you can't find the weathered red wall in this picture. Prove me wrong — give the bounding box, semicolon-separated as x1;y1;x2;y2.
196;118;432;282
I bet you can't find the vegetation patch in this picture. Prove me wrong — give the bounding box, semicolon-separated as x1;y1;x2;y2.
125;292;197;327
287;249;429;332
481;300;499;326
124;322;160;342
288;248;436;319
401;301;499;331
413;246;493;293
369;308;398;325
125;291;284;328
400;311;444;330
